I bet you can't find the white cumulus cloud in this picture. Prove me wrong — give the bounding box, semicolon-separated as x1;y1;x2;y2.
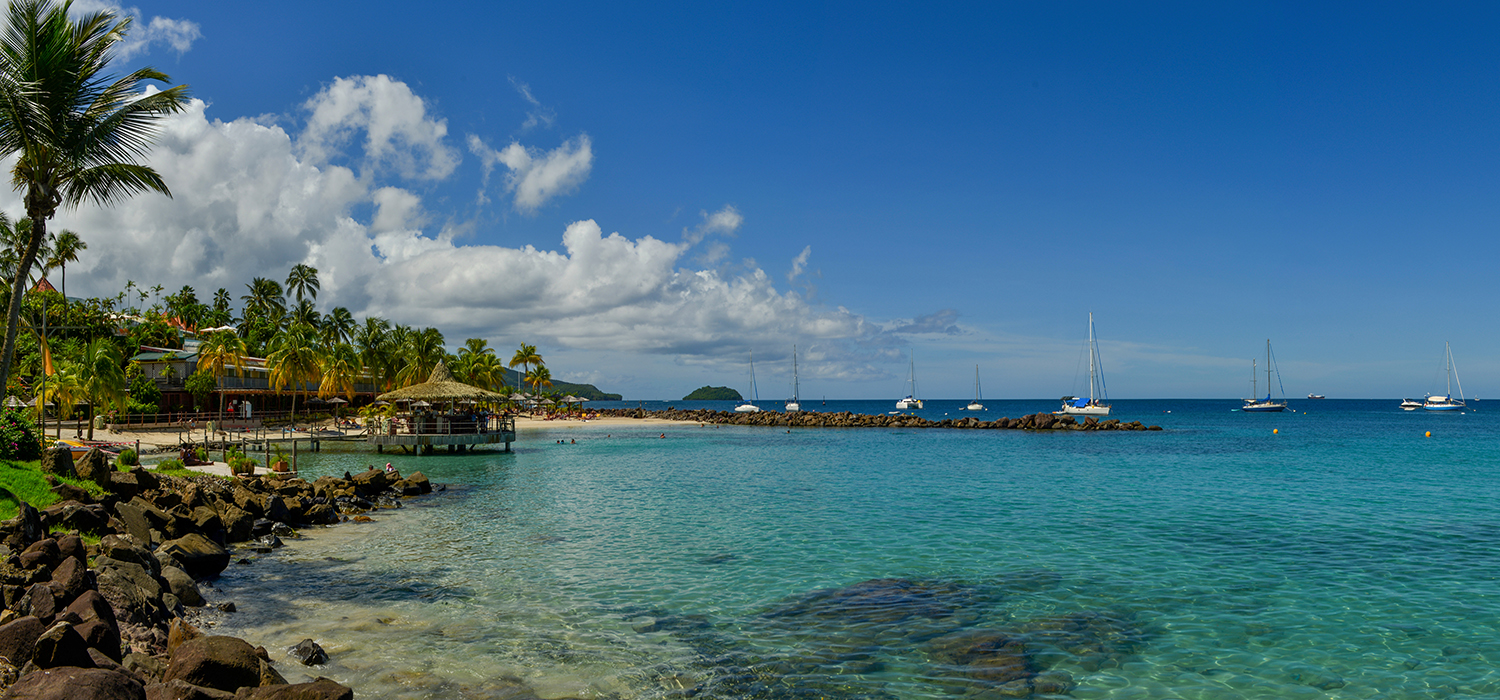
69;1;201;60
469;133;593;213
300;75;460;181
0;77;883;383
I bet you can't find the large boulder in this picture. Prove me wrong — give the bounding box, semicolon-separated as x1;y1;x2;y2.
92;557;164;627
289;639;326;666
143;679;235;699
2;666;145;699
106;472;140;500
406;472;432;494
48;556;88;605
4;503;45;551
75;449;113;489
31;621;94;669
40;502;108;536
98;536;158;576
230;678;352;700
0;615;45;668
161;636;261;693
39;448;76;479
157;535;229;580
348;469;387;494
158;568;204;608
213;505;253;544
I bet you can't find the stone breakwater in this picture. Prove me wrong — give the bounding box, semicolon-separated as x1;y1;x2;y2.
600;408;1163;431
0;446;437;699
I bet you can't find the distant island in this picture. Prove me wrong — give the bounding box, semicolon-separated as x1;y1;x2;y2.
498;366;620;400
683;386;743;401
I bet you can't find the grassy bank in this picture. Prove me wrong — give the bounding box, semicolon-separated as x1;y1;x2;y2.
0;460;110;520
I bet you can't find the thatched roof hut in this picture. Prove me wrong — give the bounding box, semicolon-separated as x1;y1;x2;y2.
377;361;509;403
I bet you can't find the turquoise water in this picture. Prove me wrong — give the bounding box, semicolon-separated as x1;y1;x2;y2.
210;400;1500;699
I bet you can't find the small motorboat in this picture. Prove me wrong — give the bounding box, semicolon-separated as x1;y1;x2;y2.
1400;398;1423;411
1307;394;1325;399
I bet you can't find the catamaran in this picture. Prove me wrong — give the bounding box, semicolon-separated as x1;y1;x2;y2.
734;352;762;413
1423;342;1466;412
1057;313;1110;416
964;365;985;411
1242;339;1288;412
896;352;922;409
785;345;801;412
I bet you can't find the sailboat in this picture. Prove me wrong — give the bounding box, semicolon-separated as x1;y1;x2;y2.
734;352;762;413
1057;313;1110;416
963;365;985;411
785;345;801;412
1423;342;1466;412
896;352;922;409
1242;340;1288;412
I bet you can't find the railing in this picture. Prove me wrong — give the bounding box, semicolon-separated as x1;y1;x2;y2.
371;414;516;436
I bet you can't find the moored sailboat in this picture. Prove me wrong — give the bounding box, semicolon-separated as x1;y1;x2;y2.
734;352;762;413
896;352;922;409
785;345;801;412
1423;342;1466;412
1057;313;1110;416
1242;340;1288;412
964;365;985;411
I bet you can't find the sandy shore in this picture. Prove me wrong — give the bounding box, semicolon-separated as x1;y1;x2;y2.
64;413;701;454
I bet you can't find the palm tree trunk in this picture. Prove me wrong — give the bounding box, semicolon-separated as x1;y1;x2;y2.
0;216;47;394
86;397;93;441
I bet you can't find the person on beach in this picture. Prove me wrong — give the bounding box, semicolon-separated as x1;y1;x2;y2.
385;462;395;474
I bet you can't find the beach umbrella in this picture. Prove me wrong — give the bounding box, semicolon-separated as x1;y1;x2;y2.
373;400;390;406
306;396;326;404
328;397;348;404
541;398;555;405
412;400;431;408
3;396;23;408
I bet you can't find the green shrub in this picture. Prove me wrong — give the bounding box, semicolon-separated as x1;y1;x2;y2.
157;458;184;471
117;448;139;467
0;407;41;461
194;447;207;462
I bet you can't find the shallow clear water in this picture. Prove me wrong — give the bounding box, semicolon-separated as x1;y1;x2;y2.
210;400;1500;699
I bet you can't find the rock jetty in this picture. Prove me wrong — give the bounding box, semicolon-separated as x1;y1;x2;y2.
0;447;436;698
601;408;1163;431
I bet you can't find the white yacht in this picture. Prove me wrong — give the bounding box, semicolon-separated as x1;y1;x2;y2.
785;345;801;412
1057;313;1110;416
1242;340;1288;412
734;352;762;413
963;365;985;411
896;352;922;410
1423;342;1466;412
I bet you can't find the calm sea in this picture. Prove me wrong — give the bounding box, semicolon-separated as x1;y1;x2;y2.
209;399;1500;699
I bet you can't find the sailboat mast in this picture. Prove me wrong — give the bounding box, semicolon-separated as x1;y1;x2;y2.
1446;341;1452;397
1088;313;1096;400
1252;359;1257;399
792;345;799;401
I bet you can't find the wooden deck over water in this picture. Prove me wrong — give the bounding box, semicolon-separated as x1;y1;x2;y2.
366;415;516;454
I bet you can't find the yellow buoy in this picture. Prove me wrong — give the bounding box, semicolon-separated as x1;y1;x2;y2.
1426;431;1432;438
1273;428;1278;434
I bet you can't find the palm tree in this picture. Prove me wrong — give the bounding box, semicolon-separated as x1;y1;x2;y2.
267;323;321;421
395;327;445;388
74;337;125;440
285;263;319;304
239;277;285;321
318;343;360;400
41;229;83;301
525;365;553;396
466;353;506;392
289;298;320;330
509;343;543;392
321;306;354;347
196;330;246;419
36;361;79;438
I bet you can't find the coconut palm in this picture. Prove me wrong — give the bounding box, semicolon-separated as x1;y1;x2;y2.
465;352;507;392
353;317;390;387
289;298;319;330
525;365;553;396
321;306;355;347
41;229;83;301
240;277;284;322
267;323;321;420
36;360;79;438
318;343;360;400
285;263;319;304
395;327;445;388
509;343;543;389
74;337;125;440
196;330;246;419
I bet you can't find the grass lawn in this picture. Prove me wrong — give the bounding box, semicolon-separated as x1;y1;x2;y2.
0;460;110;521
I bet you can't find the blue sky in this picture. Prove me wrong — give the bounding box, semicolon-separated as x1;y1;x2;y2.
27;1;1500;399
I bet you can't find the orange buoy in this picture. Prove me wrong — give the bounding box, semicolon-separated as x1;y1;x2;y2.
1425;431;1431;438
1273;428;1278;434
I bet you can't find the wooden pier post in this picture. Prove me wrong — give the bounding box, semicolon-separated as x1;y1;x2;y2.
292;439;298;473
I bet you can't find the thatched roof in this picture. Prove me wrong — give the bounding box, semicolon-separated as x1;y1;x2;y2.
376;361;510;403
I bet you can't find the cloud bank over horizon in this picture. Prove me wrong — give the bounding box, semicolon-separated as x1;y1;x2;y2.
0;75;911;381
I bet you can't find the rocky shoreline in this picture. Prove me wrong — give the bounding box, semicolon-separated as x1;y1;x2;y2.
599;408;1163;431
0;447;436;699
